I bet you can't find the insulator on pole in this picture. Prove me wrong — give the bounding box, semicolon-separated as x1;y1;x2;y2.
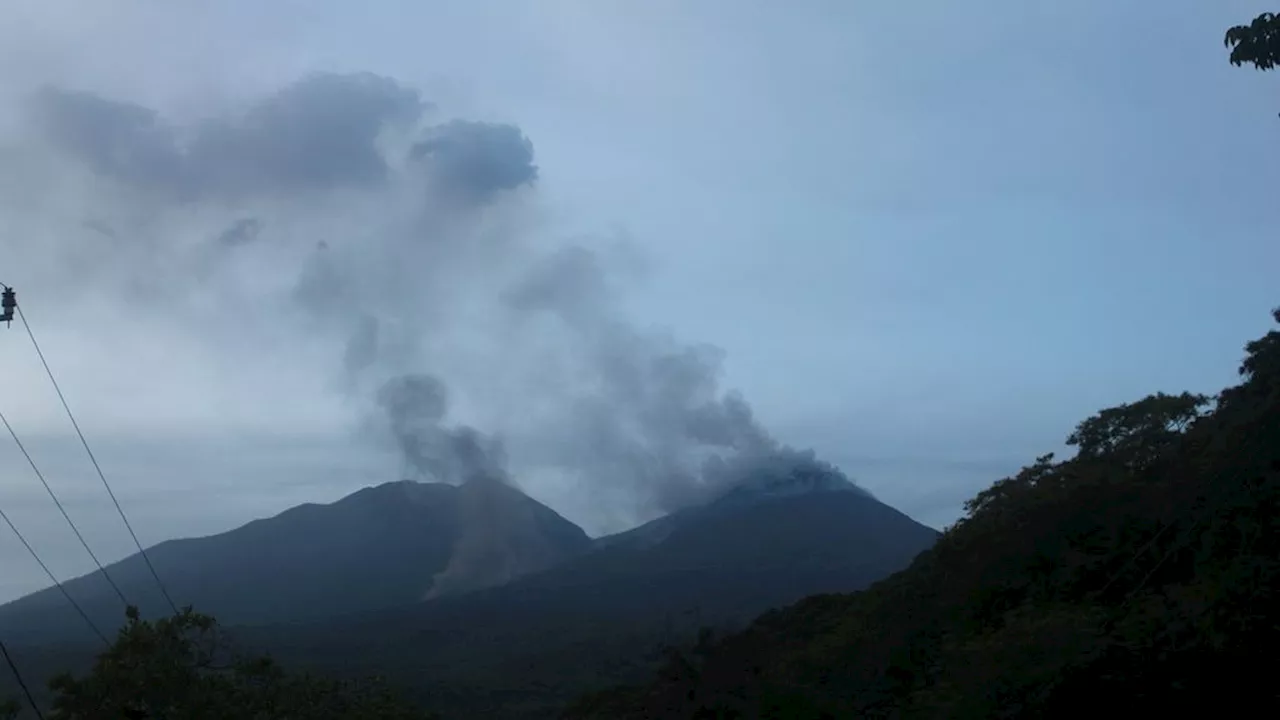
0;287;14;327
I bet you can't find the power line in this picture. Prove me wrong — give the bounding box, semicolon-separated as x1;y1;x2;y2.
14;303;179;616
0;284;110;645
0;637;44;720
0;500;109;647
0;409;129;609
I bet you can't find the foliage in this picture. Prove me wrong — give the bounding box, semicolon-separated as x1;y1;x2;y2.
1226;12;1280;70
39;606;438;720
563;303;1280;719
1065;392;1209;468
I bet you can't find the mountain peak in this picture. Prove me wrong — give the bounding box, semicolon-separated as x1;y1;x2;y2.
0;476;590;643
369;478;455;505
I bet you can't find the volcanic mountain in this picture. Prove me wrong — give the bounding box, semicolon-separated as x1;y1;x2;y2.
0;460;939;718
455;456;938;625
0;476;592;645
230;460;939;718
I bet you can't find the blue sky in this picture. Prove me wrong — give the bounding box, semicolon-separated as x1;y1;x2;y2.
0;1;1277;600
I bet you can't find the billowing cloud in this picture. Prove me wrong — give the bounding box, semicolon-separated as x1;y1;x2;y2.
374;373;507;484
31;72;428;200
410;120;538;204
216;218;261;247
32;88;187;194
5;72;857;533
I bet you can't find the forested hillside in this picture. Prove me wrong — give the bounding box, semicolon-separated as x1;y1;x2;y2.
564;308;1280;718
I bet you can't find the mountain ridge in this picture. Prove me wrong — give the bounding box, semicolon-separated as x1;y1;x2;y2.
226;481;938;718
0;463;939;719
0;477;591;645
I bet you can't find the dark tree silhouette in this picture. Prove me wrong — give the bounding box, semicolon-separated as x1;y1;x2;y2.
1066;392;1210;468
1226;12;1280;70
33;607;438;720
563;304;1280;718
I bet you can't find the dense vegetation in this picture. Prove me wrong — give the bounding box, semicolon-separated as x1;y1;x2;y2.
1226;11;1279;71
562;308;1280;718
1;607;436;719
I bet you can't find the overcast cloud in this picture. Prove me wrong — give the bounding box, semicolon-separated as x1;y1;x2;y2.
0;1;1278;602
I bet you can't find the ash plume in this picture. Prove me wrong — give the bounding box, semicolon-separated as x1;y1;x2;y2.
3;71;856;532
30;72;425;201
375;374;507;485
503;245;785;513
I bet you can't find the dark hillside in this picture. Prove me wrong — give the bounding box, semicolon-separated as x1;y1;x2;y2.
565;307;1280;719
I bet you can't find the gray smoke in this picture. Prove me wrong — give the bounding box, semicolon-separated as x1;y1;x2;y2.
374;374;507;484
8;71;854;531
216;218;262;247
409;120;538;204
31;72;426;200
503;245;786;512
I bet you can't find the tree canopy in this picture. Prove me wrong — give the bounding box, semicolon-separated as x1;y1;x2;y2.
1065;391;1210;468
1226;12;1280;70
5;606;438;720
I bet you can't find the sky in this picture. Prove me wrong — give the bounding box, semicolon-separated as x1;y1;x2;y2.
0;0;1277;602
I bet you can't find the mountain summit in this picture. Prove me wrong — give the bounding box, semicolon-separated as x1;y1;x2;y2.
0;478;591;645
